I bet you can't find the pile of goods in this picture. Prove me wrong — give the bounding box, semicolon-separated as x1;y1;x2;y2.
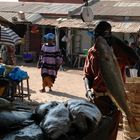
0;98;112;140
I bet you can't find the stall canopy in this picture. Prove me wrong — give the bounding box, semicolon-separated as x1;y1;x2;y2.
36;18;140;33
0;26;21;46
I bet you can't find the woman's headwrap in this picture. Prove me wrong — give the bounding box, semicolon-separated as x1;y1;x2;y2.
44;33;55;41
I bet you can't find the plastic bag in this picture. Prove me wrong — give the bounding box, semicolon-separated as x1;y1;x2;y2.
8;67;28;81
0;64;5;76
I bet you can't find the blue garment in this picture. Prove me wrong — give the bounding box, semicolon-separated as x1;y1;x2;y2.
0;65;5;75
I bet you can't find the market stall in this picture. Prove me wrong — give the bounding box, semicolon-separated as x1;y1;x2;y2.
0;64;30;101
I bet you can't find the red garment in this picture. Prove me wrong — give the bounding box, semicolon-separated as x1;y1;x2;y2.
83;43;128;140
84;44;127;92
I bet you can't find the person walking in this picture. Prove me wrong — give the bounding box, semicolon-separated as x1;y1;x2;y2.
0;45;16;65
37;33;63;92
0;45;7;64
7;45;16;65
83;21;138;140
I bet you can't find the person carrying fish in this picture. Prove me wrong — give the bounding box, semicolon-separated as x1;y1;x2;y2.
83;21;139;140
37;33;63;92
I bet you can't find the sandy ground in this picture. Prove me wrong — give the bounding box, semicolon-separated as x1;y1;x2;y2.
13;61;123;140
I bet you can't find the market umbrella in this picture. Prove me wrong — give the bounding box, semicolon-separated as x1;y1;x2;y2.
0;26;21;46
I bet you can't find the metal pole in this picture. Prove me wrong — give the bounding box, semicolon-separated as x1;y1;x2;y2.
55;27;59;49
26;23;30;53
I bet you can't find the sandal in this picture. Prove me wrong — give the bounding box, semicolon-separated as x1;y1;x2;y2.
40;89;46;93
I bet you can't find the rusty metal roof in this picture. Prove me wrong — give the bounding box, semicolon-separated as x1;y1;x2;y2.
36;18;96;28
111;21;140;33
36;18;140;33
0;2;82;15
0;16;12;26
36;18;58;26
90;1;140;17
74;1;140;17
0;1;82;24
0;12;42;23
1;1;140;33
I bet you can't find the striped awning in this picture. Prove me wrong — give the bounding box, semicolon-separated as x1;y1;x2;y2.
0;26;21;46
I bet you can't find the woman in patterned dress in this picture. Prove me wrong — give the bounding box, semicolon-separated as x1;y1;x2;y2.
37;33;63;92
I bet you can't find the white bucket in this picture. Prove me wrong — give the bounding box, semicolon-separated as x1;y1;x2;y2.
129;69;138;77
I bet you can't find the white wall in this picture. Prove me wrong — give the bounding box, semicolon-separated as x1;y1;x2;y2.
81;30;93;50
74;29;92;53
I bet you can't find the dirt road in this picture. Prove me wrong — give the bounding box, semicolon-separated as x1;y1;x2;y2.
15;61;123;140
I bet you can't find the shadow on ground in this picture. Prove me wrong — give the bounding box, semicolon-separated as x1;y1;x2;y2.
13;90;85;110
13;97;41;110
47;90;85;100
22;87;36;94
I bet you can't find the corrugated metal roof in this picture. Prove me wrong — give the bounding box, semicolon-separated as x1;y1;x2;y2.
111;21;140;33
91;1;140;17
36;18;58;26
0;2;82;14
0;12;42;23
0;2;82;24
0;16;12;26
100;0;134;2
1;1;140;33
36;18;140;32
75;1;140;17
36;18;96;28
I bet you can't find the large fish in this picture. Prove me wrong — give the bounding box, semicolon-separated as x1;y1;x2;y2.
32;101;60;124
40;103;70;139
2;123;45;140
0;110;33;131
95;36;138;130
65;99;102;136
111;35;139;64
0;98;11;108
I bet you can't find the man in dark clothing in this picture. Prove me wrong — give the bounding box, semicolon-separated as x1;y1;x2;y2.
134;47;140;76
83;21;138;140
